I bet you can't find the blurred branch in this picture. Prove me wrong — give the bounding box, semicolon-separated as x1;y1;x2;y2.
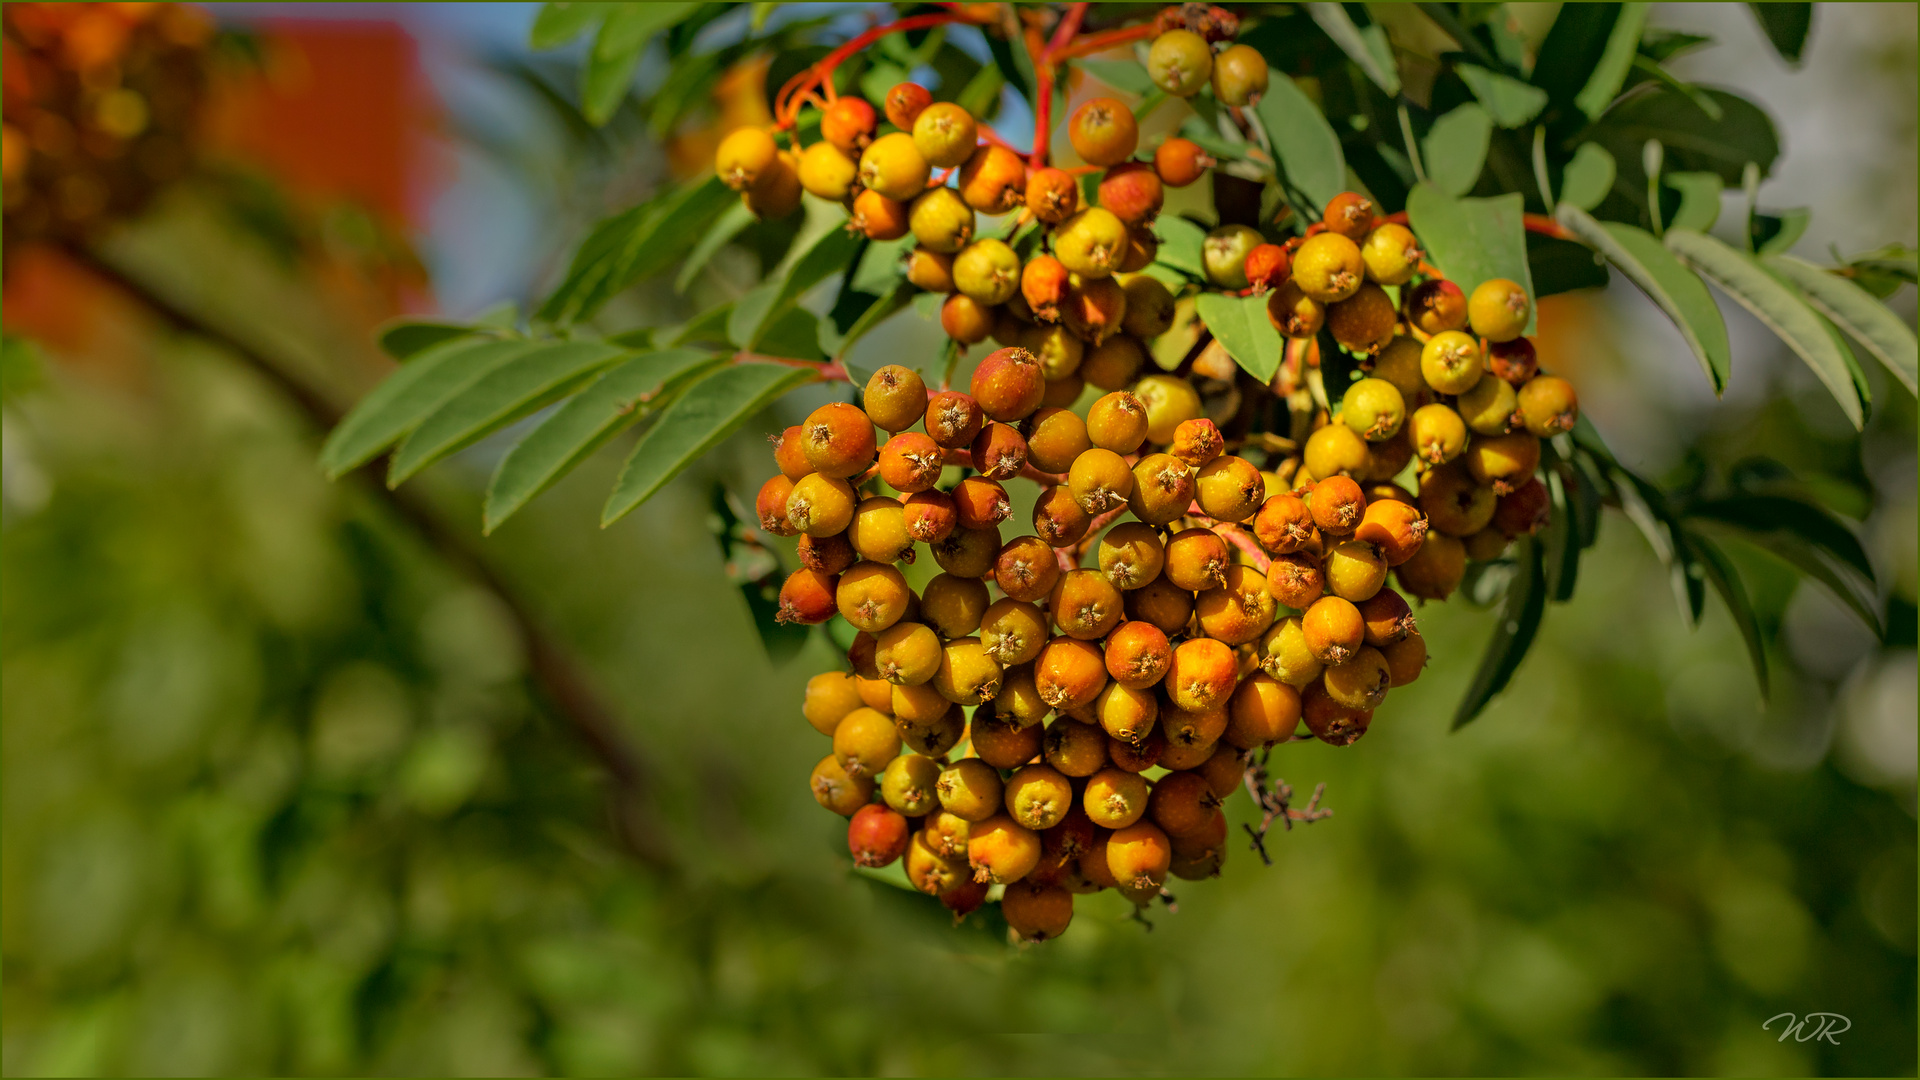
57;241;676;872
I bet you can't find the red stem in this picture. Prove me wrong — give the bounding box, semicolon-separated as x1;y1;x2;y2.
1029;2;1091;168
1381;210;1576;244
1058;22;1157;60
775;12;981;128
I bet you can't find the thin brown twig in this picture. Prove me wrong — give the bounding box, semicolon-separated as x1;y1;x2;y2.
63;243;675;870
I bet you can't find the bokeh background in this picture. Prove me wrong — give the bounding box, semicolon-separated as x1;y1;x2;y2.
3;3;1915;1076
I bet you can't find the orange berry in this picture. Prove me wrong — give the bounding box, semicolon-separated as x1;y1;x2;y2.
1026;166;1079;222
821;96;877;152
1067;97;1139;167
1153;136;1212;187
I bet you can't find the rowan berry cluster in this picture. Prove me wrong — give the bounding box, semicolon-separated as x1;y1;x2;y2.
735;7;1581;943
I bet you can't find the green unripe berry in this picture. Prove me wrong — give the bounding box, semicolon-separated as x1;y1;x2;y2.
1420;330;1483;395
1147;29;1213;97
1340;377;1407;442
1202;224;1263;288
1407;403;1468;464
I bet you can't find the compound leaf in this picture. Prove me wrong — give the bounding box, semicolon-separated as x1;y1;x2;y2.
1555;205;1730;394
320;338;537;479
602;362;815;525
1453;535;1548;729
389;340;631;486
1665;228;1864;428
484;349;720;532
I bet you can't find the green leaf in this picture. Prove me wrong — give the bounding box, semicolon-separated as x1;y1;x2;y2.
954;62;1005;120
602;362;815;526
1611;462;1707;624
484;349;720;532
1421;103;1492;198
376;319;491;361
1587;86;1780;188
675;201;756;294
1695;519;1882;636
730;226;865;350
1533;3;1626;114
1573;1;1649;118
669;302;734;346
1664;228;1864;428
1250;72;1347;214
596;2;696;60
581;44;643;127
1747;2;1812;65
320;338;536;479
1406;185;1535;333
756;306;826;363
389;341;631;486
823;280;912;372
1685;493;1874;582
1683;529;1769;697
1077;58;1155;97
1554;205;1731;394
1153;215;1208;280
1558;143;1616;211
530;2;609;50
1765;254;1918;394
1528;234;1610;296
1452;535;1548;729
1194;292;1282;383
1543;469;1580;602
1306;3;1399;94
1663;171;1723;233
1456;64;1549;128
540;175;734;324
1754;208;1810;255
1628;55;1724;121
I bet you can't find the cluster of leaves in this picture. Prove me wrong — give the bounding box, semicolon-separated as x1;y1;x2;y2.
325;2;1914;725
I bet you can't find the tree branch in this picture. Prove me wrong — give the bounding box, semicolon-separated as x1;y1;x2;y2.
59;242;675;870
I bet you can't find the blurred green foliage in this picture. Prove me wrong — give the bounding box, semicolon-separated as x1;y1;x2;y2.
2;319;1914;1076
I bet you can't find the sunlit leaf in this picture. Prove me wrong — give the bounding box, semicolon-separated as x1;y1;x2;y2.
675;201;756;294
1558;142;1616;211
530;2;610;50
1572;1;1649;118
1456;64;1548;128
1307;3;1399;94
484;349;720;532
601;362;816;525
1665;228;1864;428
1554;205;1730;394
320;338;536;479
389;341;631;486
1663;171;1722;232
1765;254;1918;394
1195;292;1282;383
1407;185;1535;333
1422;103;1492;198
1153;214;1208;281
1249;71;1346;214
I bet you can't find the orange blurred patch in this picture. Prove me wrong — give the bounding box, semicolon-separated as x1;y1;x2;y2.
201;20;435;229
1534;292;1599;380
666;53;773;181
3;242;159;390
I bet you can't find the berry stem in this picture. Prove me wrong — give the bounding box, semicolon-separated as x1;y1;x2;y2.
1379;209;1576;244
1056;21;1157;61
773;11;984;129
1027;2;1092;168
